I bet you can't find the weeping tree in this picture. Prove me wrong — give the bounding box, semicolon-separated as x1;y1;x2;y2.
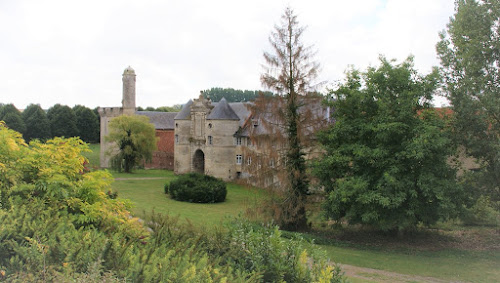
253;7;321;231
106;115;157;173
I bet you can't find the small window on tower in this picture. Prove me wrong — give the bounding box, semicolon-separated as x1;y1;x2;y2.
175;134;179;144
208;123;212;128
208;136;213;145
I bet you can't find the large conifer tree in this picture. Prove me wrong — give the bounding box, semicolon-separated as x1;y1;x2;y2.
258;7;320;231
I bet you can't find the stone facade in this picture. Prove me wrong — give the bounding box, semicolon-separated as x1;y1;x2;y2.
174;94;250;181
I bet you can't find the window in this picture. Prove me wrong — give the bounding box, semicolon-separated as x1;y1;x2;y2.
236;137;242;145
247;156;252;165
175;134;179;144
236;155;242;164
269;159;275;168
208;135;213;145
175;123;178;128
208;123;212;128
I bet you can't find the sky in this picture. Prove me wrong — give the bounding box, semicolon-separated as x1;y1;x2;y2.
0;0;455;109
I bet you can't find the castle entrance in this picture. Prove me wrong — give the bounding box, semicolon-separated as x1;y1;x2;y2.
193;149;205;174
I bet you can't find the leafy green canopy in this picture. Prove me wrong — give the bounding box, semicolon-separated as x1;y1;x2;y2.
437;0;499;202
314;57;463;232
22;103;51;142
0;103;26;134
47;103;79;138
73;105;99;143
202;87;274;102
106;115;157;173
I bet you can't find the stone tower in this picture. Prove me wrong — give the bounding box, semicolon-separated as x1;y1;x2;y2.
98;66;137;168
122;66;136;115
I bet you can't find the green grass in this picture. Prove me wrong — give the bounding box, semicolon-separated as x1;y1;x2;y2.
83;143;100;168
111;170;267;227
320;243;499;283
110;170;500;282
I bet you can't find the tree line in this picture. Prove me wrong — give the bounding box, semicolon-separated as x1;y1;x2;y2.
0;103;100;143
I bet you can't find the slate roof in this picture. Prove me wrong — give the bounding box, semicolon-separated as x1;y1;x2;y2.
174;100;193;120
136;111;177;130
207;98;240;120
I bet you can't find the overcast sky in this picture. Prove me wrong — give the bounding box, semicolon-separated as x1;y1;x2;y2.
0;0;455;109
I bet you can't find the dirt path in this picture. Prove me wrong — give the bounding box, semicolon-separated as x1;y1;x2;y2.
340;264;465;283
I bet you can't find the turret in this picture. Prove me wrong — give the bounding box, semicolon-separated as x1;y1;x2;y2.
122;66;136;114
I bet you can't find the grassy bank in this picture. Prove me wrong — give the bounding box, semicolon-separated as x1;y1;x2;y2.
110;169;499;282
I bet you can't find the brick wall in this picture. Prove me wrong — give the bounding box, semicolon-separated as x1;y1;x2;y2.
144;129;175;170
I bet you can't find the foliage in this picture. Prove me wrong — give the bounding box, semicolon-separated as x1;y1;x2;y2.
202;87;274;102
106;115;157;173
137;105;182;112
166;173;227;203
22;103;51;142
47;103;79;138
436;0;499;203
0;121;345;282
209;219;346;283
0;103;26;134
73;105;100;143
314;57;462;232
255;7;321;231
462;195;500;226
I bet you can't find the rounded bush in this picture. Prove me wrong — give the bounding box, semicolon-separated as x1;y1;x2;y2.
166;173;227;203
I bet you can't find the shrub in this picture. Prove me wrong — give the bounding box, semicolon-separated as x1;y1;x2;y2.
167;173;227;203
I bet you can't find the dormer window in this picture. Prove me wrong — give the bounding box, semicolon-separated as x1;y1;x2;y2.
236;137;242;145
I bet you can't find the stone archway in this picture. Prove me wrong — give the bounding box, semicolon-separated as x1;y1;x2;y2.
193;149;205;174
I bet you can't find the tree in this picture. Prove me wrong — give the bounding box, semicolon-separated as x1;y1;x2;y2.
314;57;462;232
106;115;157;173
257;7;320;231
73;105;99;143
47;104;79;138
202;87;274;102
436;0;499;203
0;104;26;134
22;103;51;142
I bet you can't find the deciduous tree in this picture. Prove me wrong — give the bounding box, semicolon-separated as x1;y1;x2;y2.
22;103;51;142
436;0;499;203
106;115;157;173
0;104;26;134
47;104;78;138
314;57;462;232
73;105;99;143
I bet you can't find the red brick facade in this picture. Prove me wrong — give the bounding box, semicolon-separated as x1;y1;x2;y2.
144;129;175;170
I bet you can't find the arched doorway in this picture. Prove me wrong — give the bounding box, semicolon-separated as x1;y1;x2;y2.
193;149;205;174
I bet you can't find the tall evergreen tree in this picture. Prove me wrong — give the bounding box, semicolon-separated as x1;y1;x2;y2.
437;0;499;202
47;104;78;138
0;104;26;134
22;104;51;142
73;105;99;143
258;7;320;231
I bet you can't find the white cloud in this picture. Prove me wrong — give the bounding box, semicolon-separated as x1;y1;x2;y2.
0;0;454;109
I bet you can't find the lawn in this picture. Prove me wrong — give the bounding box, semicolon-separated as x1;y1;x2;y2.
111;170;267;227
83;143;100;169
110;170;500;282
